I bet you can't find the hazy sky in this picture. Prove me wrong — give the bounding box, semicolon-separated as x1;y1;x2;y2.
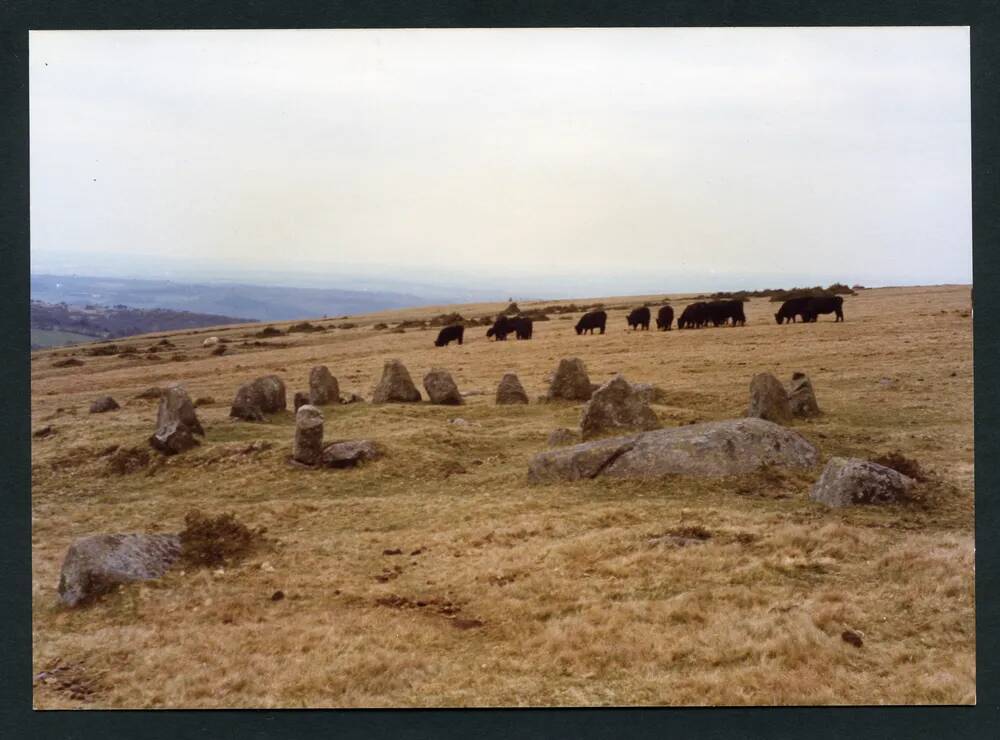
30;27;971;296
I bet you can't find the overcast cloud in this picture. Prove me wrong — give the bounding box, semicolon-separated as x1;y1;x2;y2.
30;27;971;296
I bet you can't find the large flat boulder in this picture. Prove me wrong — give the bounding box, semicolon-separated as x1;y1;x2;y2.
810;457;914;507
57;533;181;607
528;418;819;484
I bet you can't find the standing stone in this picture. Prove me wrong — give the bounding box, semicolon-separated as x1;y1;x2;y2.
89;396;120;413
57;533;181;607
495;373;529;405
747;372;792;424
230;375;287;420
293;391;310;411
149;385;204;455
787;372;821;417
308;366;340;406
809;457;914;507
546;357;593;401
423;368;463;405
371;359;421;403
580;374;662;440
293;405;324;465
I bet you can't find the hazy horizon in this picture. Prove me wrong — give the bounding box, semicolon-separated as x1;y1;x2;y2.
31;27;972;300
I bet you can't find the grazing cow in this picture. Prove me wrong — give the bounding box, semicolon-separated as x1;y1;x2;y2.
774;297;813;325
678;302;709;329
706;299;746;327
575;310;607;335
656;305;674;331
434;324;464;346
487;315;533;340
626;306;651;331
802;295;844;322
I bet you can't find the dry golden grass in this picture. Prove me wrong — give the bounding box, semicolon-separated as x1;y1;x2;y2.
30;284;974;707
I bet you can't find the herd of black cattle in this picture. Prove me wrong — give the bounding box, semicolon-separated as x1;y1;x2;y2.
433;295;845;346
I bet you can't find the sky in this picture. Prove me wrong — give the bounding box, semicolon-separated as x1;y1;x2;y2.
29;27;972;299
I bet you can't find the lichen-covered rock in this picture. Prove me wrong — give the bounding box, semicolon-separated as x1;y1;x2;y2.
495;373;529;405
308;366;340;406
546;357;593;401
528;418;818;484
89;396;120;414
340;392;365;404
371;360;421;403
230;375;287;420
149;385;204;455
57;533;181;607
747;372;792;424
580;374;661;440
787;372;821;417
293;405;324;465
631;383;667;405
809;457;914;507
423;368;463;405
321;440;382;468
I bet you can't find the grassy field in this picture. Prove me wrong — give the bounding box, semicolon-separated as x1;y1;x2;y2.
30;284;974;707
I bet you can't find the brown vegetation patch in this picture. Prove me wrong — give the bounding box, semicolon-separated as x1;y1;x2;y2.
287;321;323;333
870;450;927;481
86;344;120;356
106;446;151;476
253;326;284;338
134;386;165;399
51;358;84;368
33;659;103;703
178;510;268;568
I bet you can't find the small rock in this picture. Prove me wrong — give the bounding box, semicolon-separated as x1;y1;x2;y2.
308;366;340;406
321;439;382;468
383;548;403;555
57;533;181;607
203;336;220;347
546;358;593;401
230;375;287;421
293;405;324;466
89;396;120;414
339;392;365;404
810;457;914;507
271;590;285;602
841;629;864;648
786;372;821;417
878;377;897;389
423;368;464;405
580;374;661;440
33;425;55;439
371;359;421;403
449;417;480;428
747;372;792;424
495;373;529;405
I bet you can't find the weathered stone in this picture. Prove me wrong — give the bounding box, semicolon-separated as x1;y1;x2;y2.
230;375;287;420
308;366;340;406
340;392;365;404
89;396;120;414
580;374;662;440
423;368;463;405
809;457;914;507
495;373;529;405
202;336;220;347
293;405;324;465
787;372;821;417
149;386;204;455
57;533;181;607
321;440;382;468
546;357;593;401
528;418;819;484
293;391;310;411
371;360;421;403
548;428;579;447
747;372;792;424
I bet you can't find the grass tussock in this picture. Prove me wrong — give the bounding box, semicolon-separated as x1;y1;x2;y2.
178;510;268;568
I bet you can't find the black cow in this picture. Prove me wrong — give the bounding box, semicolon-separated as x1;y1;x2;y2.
706;299;746;327
434;324;464;346
678;302;709;329
627;306;651;330
802;295;844;322
774;297;813;325
656;305;674;331
487;315;533;340
575;310;607;335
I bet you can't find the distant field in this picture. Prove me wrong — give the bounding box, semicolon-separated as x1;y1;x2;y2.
30;328;97;348
30;285;974;707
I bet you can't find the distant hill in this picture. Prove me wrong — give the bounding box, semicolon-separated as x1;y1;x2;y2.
30;300;257;348
30;274;430;322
